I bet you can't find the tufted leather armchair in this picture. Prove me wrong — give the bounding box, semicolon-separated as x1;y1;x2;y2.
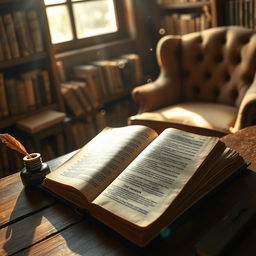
128;26;256;137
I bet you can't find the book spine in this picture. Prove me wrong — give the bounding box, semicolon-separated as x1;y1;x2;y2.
31;72;42;108
26;10;44;53
0;40;4;61
0;16;12;60
61;86;85;117
13;11;34;57
39;70;52;105
3;13;20;58
22;74;37;111
16;80;28;113
0;73;9;118
5;78;19;116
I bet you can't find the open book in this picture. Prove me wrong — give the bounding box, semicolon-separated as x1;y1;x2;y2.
43;125;245;247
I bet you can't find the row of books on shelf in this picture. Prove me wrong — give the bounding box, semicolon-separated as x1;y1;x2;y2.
162;11;211;35
59;53;143;117
225;0;255;29
0;69;52;119
0;133;65;178
0;9;43;61
157;0;207;4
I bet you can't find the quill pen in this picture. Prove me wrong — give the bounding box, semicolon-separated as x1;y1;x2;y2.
0;133;32;159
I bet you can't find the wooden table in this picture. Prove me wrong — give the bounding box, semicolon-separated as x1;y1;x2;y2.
1;126;256;256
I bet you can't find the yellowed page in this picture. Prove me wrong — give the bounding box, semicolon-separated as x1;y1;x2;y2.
92;128;219;228
44;125;158;202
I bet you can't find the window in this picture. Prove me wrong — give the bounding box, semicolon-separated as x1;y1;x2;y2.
44;0;129;53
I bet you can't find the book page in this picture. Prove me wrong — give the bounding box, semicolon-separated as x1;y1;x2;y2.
44;125;158;203
92;128;219;227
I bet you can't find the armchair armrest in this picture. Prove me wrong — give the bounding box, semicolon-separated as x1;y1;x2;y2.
231;74;256;133
132;75;181;113
132;35;182;113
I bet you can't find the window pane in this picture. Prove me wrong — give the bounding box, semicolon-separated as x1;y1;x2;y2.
46;6;73;43
73;0;117;39
44;0;66;5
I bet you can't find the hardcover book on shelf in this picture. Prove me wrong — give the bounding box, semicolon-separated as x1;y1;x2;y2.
13;11;34;57
60;85;86;117
5;78;19;116
42;125;246;247
91;60;111;97
121;54;143;87
106;60;125;94
0;40;4;61
26;10;44;53
0;73;9;118
71;65;103;105
16;80;28;113
90;59;124;95
61;82;92;113
29;70;42;108
0;16;12;60
37;70;52;105
3;13;20;59
68;80;94;112
20;71;37;111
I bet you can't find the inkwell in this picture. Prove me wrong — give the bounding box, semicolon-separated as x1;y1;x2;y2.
0;133;50;188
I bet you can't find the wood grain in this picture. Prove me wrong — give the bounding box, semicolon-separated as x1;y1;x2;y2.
14;170;256;256
0;150;76;228
0;204;82;256
0;173;54;228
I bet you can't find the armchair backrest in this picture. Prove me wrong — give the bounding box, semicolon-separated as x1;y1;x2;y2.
157;26;256;107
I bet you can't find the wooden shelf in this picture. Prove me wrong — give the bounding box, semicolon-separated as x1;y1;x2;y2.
0;104;58;130
160;1;210;14
0;52;47;70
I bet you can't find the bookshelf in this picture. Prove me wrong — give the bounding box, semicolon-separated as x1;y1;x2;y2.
56;52;143;151
0;0;65;177
154;0;217;39
215;0;256;28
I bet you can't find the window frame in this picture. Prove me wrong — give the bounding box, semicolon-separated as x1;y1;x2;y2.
44;0;130;53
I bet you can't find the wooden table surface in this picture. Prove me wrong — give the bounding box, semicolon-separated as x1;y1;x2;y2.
1;126;256;256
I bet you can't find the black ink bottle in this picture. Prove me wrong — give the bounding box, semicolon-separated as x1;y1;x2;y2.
20;153;50;188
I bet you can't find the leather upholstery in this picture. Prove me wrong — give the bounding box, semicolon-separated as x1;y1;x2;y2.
129;26;256;136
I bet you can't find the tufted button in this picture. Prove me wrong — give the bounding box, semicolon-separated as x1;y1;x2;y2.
213;87;220;97
233;56;241;64
231;88;238;99
224;73;231;82
204;72;212;80
215;55;223;63
193;86;200;95
196;54;204;62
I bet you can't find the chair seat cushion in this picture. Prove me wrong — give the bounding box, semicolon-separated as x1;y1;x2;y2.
130;102;238;134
